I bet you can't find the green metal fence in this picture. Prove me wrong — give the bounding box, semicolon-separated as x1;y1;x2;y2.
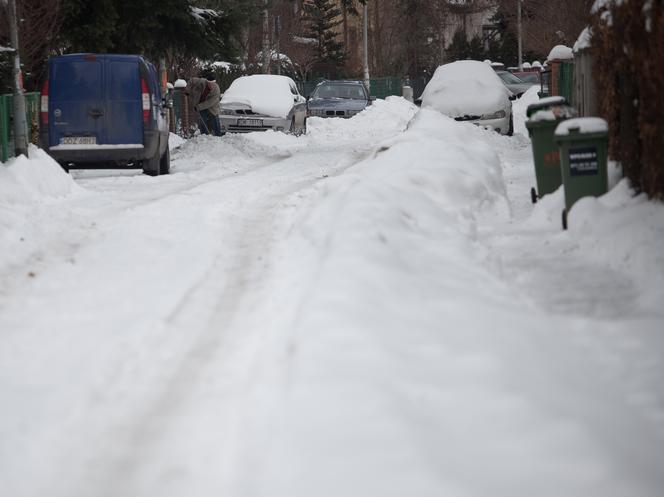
558;62;574;106
0;92;41;163
368;77;402;99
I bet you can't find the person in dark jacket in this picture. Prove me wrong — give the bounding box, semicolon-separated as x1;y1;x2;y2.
187;74;222;136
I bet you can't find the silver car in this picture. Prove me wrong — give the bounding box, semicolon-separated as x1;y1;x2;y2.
219;75;307;134
307;80;373;118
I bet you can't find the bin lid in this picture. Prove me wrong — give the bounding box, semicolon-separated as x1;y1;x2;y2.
555;117;608;137
526;96;567;117
527;104;577;125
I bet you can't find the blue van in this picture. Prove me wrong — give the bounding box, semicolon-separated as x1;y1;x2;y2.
40;54;170;175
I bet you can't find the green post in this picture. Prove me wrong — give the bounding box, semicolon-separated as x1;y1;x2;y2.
525;97;576;203
554;117;609;229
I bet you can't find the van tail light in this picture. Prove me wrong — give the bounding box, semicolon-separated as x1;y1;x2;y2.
40;80;49;124
141;78;150;123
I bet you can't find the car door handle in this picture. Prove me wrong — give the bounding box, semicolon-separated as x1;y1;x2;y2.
89;108;104;118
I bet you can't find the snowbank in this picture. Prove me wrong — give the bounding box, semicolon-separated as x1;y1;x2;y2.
227;100;664;497
168;132;186;151
569;181;664;309
0;146;80;203
0;146;82;274
526;178;664;311
221;74;299;119
512;85;541;136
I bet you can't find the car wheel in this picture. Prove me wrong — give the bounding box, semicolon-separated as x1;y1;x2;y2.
507;115;514;136
142;148;161;176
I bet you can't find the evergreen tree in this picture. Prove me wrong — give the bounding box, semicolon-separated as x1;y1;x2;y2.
302;0;347;77
58;0;263;63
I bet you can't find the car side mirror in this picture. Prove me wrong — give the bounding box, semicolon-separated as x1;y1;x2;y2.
369;96;376;101
509;94;517;101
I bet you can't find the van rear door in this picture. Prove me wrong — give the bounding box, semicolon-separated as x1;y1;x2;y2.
104;56;143;145
49;55;105;148
48;55;144;148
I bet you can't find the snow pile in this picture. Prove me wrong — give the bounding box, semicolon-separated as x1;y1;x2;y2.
0;146;82;275
421;60;510;118
547;45;574;61
512;85;541;136
526;178;664;312
569;181;664;309
0;146;80;203
221;75;299;118
168;132;186;150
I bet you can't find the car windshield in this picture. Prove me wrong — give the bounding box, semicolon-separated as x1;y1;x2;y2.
517;73;540;84
313;83;366;99
498;72;526;84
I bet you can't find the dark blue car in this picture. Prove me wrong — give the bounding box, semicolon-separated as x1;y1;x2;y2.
40;54;170;176
307;80;374;118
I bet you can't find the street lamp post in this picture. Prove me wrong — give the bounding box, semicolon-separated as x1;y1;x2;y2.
517;0;523;71
363;3;370;91
5;0;29;158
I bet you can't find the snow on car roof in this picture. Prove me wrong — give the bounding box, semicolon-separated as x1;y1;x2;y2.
420;60;510;117
221;74;298;119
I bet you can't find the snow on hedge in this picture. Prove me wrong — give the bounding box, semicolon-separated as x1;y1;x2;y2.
573;27;593;52
547;45;574;61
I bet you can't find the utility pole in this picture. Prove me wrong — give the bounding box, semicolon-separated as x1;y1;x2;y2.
275;15;282;75
362;3;370;92
517;0;523;71
6;0;29;158
262;1;271;74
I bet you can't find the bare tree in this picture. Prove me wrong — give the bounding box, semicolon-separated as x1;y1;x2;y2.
496;0;593;57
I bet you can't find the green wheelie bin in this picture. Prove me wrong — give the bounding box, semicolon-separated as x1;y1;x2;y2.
554;117;609;229
525;97;576;204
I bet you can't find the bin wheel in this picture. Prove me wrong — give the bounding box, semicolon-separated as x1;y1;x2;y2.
562;209;568;230
530;187;537;204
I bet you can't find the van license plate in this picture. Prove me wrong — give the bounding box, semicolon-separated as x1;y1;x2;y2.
237;119;263;127
60;136;97;145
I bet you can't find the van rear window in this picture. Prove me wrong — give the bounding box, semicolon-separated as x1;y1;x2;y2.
109;61;140;100
51;61;102;101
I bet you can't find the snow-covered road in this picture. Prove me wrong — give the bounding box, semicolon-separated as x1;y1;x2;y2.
1;94;663;497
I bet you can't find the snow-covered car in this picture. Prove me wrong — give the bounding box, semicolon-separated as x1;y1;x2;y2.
420;60;514;136
306;80;373;118
219;75;307;134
